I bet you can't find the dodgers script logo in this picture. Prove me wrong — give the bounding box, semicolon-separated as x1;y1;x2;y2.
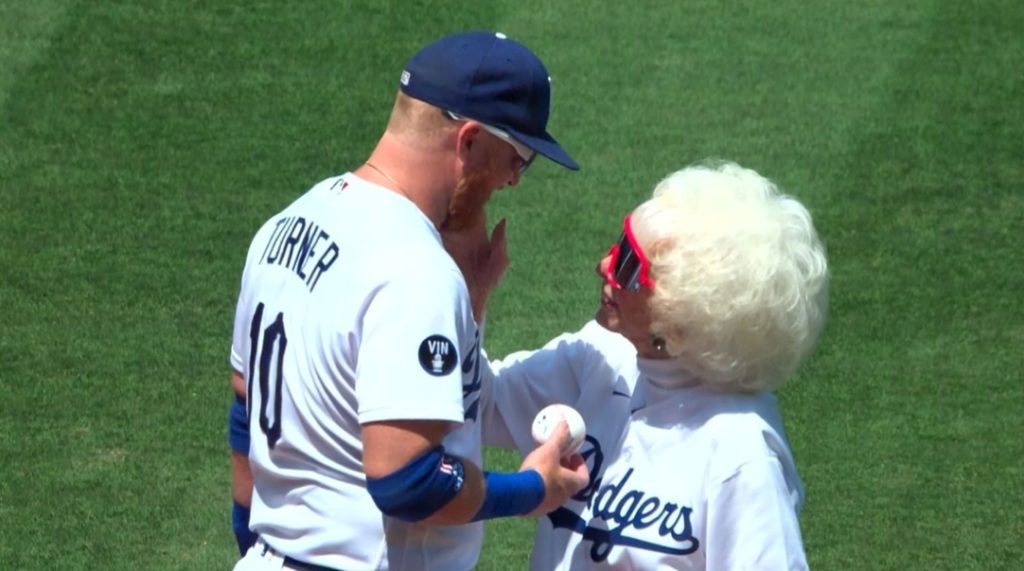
548;436;701;562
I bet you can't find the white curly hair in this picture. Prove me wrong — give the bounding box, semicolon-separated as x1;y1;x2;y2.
631;161;829;392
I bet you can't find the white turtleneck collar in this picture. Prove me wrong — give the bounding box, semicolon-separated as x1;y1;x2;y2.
636;356;702;390
630;356;705;413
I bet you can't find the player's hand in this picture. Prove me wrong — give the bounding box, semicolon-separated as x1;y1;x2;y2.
441;216;508;323
519;420;589;516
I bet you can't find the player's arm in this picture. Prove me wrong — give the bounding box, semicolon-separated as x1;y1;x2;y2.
362;420;484;523
229;370;253;506
362;418;587;525
227;369;257;555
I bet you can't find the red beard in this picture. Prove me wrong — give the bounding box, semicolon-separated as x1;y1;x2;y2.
442;166;495;232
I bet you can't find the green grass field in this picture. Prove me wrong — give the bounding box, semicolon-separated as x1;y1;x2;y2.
1;1;1021;569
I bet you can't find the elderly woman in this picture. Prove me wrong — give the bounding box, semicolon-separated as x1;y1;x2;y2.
477;161;829;569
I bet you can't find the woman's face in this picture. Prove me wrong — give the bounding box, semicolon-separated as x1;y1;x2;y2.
595;251;661;358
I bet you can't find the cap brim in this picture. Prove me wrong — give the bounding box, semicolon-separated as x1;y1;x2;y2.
509;130;579;171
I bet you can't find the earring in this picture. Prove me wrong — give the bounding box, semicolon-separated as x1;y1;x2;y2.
651;335;667;353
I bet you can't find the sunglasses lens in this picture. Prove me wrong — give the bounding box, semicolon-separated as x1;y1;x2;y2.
612;236;643;291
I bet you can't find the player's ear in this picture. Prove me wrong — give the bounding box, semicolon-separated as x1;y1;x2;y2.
456;121;482;158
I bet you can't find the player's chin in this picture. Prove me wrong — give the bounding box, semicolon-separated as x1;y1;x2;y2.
445;186;492;231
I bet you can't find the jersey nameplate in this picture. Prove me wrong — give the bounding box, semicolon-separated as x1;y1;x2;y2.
259;216;339;292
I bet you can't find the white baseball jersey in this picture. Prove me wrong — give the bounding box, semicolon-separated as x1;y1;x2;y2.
481;320;808;570
230;174;486;571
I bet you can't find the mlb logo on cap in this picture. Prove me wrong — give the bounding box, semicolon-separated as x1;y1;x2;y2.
399;31;578;171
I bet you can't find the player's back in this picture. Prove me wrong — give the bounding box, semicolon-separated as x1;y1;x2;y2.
229;174;472;570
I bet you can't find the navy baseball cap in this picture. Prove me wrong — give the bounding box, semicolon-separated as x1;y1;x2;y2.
399;31;579;171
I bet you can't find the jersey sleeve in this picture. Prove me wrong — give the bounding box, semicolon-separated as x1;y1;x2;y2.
479;325;599;452
229;281;251;376
704;453;808;570
356;266;472;425
229;230;268;377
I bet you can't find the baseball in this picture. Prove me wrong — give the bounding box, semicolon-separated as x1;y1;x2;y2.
531;404;586;457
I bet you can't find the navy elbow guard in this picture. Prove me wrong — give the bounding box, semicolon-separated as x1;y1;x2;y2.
228;395;250;454
366;446;466;522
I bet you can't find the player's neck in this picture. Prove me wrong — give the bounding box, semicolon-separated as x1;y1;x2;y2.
358;136;453;228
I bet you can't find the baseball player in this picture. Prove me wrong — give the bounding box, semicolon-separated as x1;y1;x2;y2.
476;162;829;569
227;32;588;571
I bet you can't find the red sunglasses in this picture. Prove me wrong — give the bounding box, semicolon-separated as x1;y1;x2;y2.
605;215;653;291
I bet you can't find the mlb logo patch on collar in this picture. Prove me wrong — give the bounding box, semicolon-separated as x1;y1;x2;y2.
419;334;458;376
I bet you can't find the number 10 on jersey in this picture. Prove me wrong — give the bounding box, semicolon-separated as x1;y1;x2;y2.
247;302;287;449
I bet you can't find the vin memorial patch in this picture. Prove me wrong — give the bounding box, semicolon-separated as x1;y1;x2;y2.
418;334;458;376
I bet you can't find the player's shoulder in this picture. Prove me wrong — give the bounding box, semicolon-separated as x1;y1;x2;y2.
359;222;464;302
250;176;340;229
233;175;342;271
259;173;371;223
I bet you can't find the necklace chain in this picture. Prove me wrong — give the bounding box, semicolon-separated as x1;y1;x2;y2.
364;161;408;197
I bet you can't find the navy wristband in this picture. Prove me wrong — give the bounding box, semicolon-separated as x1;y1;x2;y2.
232;500;257;555
471;470;545;521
